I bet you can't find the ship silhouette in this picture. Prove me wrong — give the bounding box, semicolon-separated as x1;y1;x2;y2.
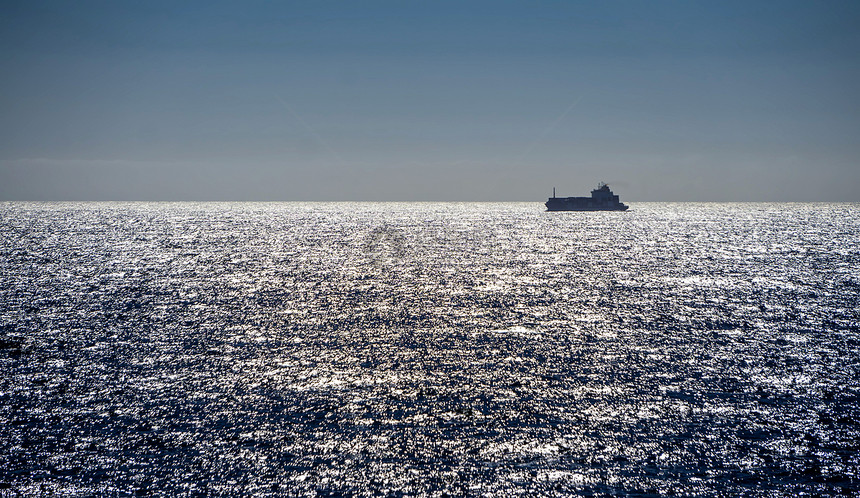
546;183;629;211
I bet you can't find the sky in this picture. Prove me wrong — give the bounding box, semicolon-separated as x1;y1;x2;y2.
1;1;859;201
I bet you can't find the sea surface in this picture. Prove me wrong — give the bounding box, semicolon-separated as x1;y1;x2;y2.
1;202;858;496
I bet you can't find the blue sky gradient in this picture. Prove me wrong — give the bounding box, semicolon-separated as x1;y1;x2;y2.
2;1;859;200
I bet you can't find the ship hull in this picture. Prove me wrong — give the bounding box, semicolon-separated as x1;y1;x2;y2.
545;203;628;211
545;198;628;211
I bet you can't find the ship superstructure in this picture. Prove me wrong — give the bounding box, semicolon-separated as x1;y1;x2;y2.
545;183;629;211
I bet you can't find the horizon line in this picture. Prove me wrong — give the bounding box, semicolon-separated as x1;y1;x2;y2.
1;199;857;204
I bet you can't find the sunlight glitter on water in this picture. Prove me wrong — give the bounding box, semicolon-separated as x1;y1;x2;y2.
0;201;858;496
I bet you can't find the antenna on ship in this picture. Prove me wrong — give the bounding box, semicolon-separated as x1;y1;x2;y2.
553;187;556;198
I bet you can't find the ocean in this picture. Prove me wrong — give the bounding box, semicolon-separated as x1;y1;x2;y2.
1;202;858;496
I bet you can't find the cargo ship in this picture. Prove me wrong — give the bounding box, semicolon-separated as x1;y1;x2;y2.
545;183;629;211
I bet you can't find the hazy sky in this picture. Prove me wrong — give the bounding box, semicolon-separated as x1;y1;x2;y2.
2;1;859;201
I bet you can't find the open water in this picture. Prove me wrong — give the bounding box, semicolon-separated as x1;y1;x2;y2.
1;202;859;496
